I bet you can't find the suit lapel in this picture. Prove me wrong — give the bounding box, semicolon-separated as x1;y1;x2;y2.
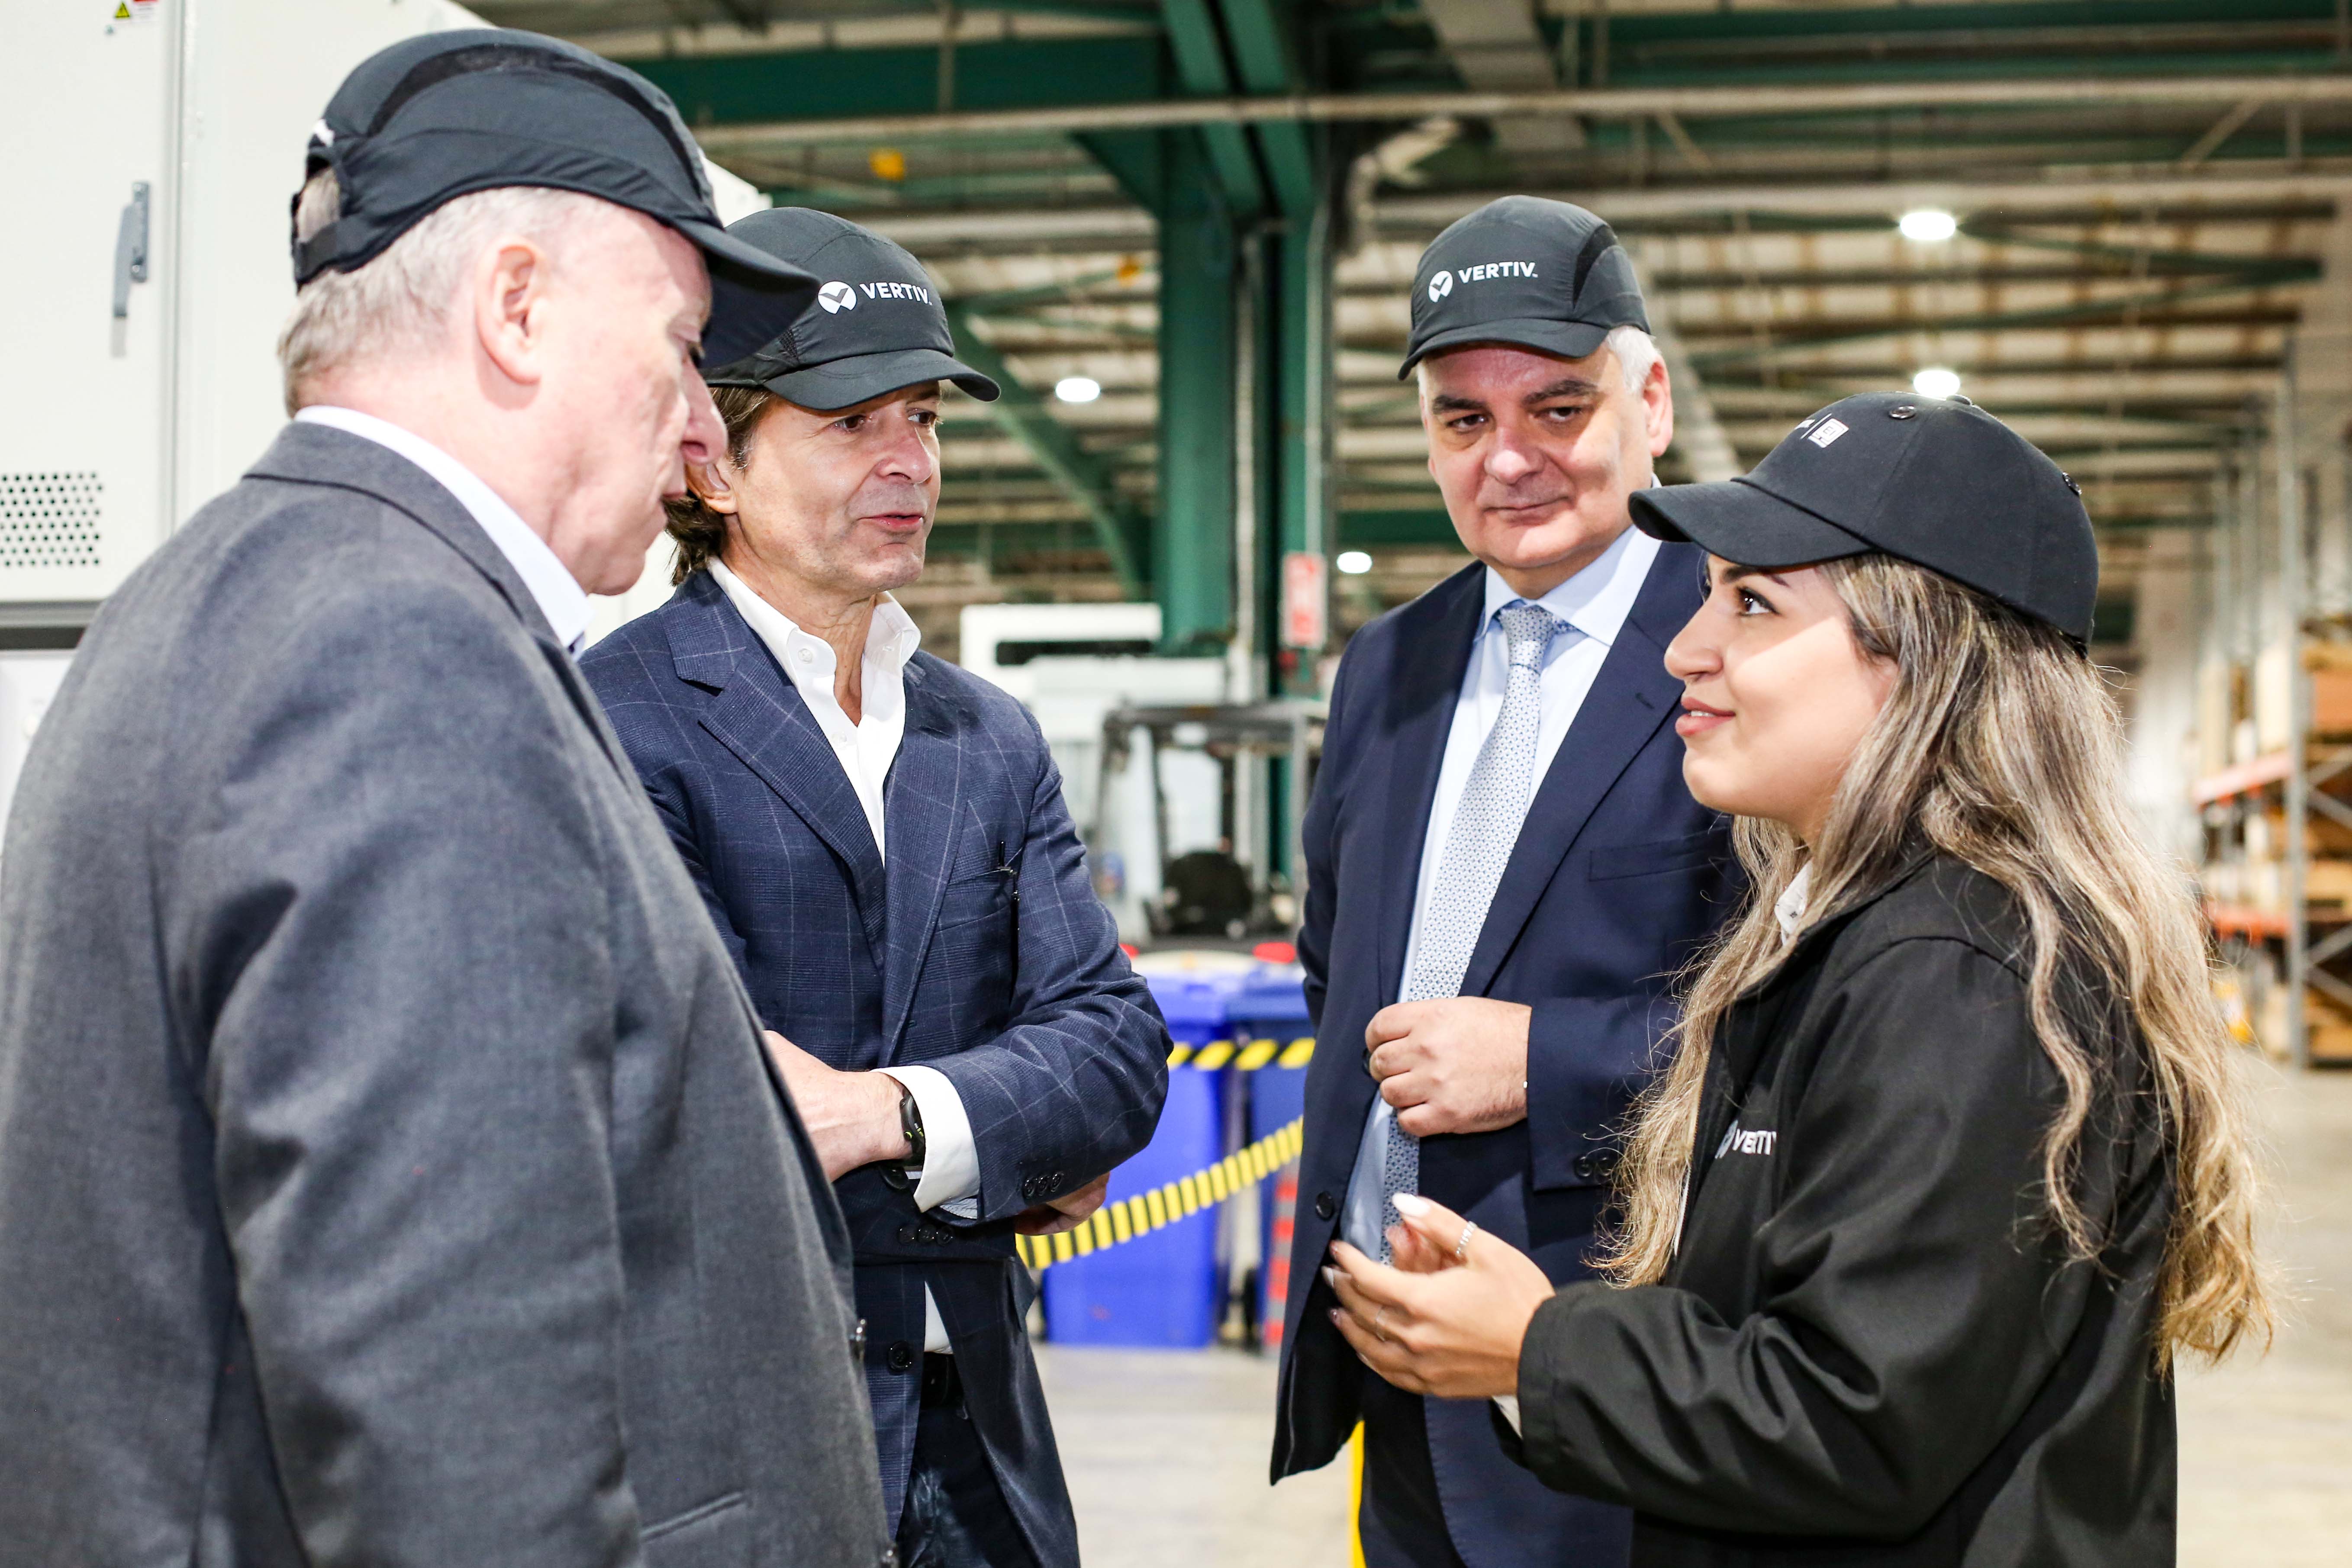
879;661;964;1059
1374;567;1486;1007
1456;541;1699;999
666;576;889;955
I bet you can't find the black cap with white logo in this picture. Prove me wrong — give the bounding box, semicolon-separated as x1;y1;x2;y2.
295;30;817;368
702;209;1000;412
1629;391;2099;645
1399;196;1650;379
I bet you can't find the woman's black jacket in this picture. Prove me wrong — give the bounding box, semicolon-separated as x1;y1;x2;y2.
1509;854;2175;1567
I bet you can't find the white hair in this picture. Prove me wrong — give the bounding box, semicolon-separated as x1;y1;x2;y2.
278;173;607;414
1415;322;1661;404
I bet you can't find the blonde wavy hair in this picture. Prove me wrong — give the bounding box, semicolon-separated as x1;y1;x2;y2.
1598;554;2271;1370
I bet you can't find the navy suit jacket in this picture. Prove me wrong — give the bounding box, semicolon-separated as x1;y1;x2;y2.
1271;546;1744;1567
581;571;1168;1568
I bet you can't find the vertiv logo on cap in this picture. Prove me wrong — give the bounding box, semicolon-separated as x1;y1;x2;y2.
1427;271;1455;301
817;282;857;314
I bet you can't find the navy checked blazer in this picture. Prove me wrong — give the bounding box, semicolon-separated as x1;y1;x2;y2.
580;570;1168;1568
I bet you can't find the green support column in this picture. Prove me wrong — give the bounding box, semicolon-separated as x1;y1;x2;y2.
1270;182;1334;700
1156;130;1239;655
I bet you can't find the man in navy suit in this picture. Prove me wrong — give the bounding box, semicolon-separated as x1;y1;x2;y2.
1269;198;1743;1567
581;208;1168;1568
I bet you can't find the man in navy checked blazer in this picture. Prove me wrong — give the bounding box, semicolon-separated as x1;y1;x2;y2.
581;208;1168;1568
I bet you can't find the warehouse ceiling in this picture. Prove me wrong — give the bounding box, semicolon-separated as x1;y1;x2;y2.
472;0;2352;657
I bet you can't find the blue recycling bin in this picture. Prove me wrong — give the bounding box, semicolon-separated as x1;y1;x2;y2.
1040;968;1239;1347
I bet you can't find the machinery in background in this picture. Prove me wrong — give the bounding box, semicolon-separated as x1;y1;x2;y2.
1090;702;1324;946
0;1;765;833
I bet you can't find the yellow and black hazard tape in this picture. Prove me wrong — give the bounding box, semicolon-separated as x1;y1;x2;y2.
1014;1116;1304;1271
1169;1036;1316;1070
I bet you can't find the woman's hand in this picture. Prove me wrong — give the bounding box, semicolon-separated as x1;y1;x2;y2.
1324;1193;1555;1401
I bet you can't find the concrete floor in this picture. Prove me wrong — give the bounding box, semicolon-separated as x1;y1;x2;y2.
1041;1060;2352;1567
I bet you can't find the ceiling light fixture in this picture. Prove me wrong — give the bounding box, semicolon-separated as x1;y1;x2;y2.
1336;550;1373;575
1898;208;1958;243
1912;366;1963;399
1054;376;1101;404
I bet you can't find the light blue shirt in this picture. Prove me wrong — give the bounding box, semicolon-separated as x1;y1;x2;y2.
1340;523;1663;1259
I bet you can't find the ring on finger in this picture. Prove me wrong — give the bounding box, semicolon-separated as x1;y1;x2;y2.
1455;1220;1479;1264
1373;1306;1390;1343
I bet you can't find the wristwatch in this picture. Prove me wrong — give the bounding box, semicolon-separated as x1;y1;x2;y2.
879;1079;926;1192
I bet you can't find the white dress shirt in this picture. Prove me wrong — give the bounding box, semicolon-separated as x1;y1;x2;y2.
1340;524;1663;1260
293;407;592;654
707;561;979;1353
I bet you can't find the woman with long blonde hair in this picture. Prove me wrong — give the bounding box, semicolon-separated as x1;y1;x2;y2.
1324;392;2268;1566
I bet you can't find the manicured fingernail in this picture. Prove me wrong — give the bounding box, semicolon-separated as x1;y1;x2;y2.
1321;1266;1340;1289
1328;1309;1342;1324
1393;1193;1431;1217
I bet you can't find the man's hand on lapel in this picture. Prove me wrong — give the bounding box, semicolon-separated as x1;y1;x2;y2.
761;1030;910;1182
1366;999;1532;1137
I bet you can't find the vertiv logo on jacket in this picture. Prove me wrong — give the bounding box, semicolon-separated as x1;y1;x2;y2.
1714;1120;1777;1159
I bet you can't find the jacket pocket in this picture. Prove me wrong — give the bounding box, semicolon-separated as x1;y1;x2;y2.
642;1492;750;1568
1586;829;1724;882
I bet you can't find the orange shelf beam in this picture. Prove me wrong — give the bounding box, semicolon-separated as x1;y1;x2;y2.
2191;750;2294;806
2205;901;2291;940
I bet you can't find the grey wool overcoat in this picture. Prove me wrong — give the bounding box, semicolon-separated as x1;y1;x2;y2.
0;422;894;1568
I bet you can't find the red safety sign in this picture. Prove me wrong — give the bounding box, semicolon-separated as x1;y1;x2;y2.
1281;550;1327;650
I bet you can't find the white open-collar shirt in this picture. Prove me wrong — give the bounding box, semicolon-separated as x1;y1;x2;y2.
708;560;980;1354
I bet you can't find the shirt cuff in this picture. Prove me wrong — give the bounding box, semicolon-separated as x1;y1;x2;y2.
879;1065;980;1216
1493;1395;1522;1435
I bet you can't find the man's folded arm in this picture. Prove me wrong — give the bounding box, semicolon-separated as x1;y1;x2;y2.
175;585;644;1568
924;733;1169;1225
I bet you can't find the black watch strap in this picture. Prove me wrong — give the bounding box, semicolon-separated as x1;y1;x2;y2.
880;1079;925;1192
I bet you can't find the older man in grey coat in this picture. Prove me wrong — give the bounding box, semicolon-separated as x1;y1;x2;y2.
0;32;893;1568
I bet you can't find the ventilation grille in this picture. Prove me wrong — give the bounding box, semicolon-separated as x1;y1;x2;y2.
0;473;103;569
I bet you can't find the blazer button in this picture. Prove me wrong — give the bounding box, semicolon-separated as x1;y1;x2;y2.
1313;1191;1337;1220
887;1341;917;1374
1572;1154;1597;1179
896;1224;918;1244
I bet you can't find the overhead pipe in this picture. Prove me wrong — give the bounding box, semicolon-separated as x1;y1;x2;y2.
851;167;2348;247
695;73;2352;151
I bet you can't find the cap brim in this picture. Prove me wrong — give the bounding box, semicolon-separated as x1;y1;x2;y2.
1630;478;1876;569
682;218;822;368
725;346;1001;411
1398;317;1614;379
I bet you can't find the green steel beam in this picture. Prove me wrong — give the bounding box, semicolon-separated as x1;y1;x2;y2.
943;306;1150;596
1213;0;1318;216
1156;131;1240;651
630;35;1166;126
1340;509;1460;547
1160;0;1267;210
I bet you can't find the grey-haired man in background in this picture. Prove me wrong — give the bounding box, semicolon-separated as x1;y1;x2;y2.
0;32;895;1568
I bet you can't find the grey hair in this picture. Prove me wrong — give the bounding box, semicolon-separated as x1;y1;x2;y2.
1414;323;1660;403
277;171;606;414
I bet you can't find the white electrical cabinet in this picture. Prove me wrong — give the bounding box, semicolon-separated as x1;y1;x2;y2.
0;0;495;625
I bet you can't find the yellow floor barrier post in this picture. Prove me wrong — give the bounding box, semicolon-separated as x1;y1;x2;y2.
1348;1421;1368;1568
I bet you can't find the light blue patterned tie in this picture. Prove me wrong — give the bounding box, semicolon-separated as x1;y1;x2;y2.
1379;601;1562;1261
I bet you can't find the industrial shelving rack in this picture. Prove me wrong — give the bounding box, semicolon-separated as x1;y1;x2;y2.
2193;341;2352;1068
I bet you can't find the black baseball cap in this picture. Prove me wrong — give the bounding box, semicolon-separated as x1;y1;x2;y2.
702;209;1000;411
1629;392;2099;645
294;30;817;368
1399;196;1650;379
